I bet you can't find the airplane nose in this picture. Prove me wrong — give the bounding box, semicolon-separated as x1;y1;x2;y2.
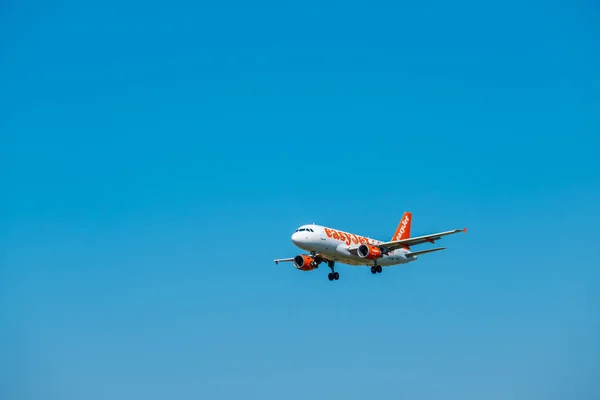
291;232;300;245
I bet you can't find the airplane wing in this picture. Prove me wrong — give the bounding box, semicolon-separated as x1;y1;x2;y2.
274;254;332;265
405;247;446;257
379;228;466;252
274;258;294;265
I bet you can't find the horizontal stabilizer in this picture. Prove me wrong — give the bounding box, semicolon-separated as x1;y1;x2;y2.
406;247;446;257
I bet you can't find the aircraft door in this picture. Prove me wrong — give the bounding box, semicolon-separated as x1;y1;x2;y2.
319;228;330;251
320;229;328;241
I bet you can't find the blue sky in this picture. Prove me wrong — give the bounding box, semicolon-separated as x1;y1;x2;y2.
1;1;599;399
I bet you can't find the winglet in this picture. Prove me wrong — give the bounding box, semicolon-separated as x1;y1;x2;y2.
463;228;467;233
274;260;279;265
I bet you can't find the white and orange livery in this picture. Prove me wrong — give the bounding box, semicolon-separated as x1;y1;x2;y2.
274;212;466;281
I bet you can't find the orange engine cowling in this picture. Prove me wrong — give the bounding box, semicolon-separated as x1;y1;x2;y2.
293;255;317;271
357;244;382;260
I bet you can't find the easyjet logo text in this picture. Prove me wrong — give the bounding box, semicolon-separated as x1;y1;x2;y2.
396;215;410;239
324;228;378;246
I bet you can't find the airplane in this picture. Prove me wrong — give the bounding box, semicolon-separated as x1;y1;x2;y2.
274;212;466;281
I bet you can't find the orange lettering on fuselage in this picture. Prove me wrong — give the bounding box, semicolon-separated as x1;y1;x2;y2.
325;228;380;246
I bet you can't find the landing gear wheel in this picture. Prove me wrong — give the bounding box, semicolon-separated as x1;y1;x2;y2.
327;261;338;281
376;265;382;273
371;266;377;274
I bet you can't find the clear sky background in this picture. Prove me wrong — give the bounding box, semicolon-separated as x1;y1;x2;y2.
1;1;599;399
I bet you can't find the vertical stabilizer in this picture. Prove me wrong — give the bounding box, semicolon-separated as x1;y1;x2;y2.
392;212;412;241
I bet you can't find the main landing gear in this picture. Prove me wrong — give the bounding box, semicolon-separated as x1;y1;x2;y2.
371;264;383;274
327;260;339;281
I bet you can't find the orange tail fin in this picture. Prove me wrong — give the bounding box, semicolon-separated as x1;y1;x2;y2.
392;212;412;241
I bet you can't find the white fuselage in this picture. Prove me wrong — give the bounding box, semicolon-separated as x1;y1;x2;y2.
291;224;416;267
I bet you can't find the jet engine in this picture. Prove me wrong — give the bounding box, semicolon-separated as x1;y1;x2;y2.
293;255;318;271
357;244;382;260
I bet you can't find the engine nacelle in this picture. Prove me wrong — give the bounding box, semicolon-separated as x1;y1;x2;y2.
293;255;317;271
357;244;382;260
